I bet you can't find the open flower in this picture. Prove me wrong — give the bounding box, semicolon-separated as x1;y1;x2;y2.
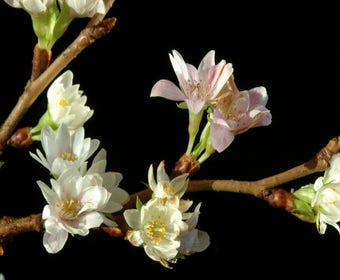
210;86;272;153
31;70;94;139
151;50;233;114
47;70;94;131
124;160;209;267
310;153;340;234
124;197;188;268
148;161;189;201
151;50;233;155
37;166;115;253
30;123;100;177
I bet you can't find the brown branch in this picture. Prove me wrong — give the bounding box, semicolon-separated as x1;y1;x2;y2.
0;14;117;155
1;133;339;253
0;214;42;256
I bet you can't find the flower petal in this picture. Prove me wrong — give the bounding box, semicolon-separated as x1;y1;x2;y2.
150;79;185;101
211;110;235;153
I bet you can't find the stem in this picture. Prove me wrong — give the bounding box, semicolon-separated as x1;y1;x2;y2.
1;133;338;248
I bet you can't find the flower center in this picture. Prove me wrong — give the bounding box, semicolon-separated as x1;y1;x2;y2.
59;97;69;107
163;183;175;196
57;198;81;220
186;80;203;98
146;218;166;244
61;150;77;161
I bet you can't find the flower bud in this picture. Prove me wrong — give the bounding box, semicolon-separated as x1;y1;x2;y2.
292;186;316;223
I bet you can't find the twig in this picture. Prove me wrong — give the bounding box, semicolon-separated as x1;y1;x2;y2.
0;4;117;155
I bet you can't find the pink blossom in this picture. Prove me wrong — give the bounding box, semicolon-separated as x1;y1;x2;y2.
211;86;272;152
151;50;233;114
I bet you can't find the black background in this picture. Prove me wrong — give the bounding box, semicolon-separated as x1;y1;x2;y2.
1;0;340;278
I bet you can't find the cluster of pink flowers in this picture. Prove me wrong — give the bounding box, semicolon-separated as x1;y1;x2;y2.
151;50;272;162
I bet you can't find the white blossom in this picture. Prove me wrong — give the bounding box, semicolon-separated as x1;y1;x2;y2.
124;197;188;267
30;123;100;177
311;153;340;234
47;70;94;132
124;161;209;267
37;166;114;253
148;160;189;201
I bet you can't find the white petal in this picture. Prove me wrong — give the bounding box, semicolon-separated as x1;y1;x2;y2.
123;209;141;229
43;227;68;254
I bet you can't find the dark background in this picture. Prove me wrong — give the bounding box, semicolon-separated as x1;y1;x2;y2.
1;0;340;278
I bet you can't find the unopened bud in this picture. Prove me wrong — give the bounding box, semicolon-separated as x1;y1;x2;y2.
292;186;316;223
7;127;33;148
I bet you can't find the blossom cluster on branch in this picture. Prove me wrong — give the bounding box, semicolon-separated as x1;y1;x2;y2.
1;0;340;277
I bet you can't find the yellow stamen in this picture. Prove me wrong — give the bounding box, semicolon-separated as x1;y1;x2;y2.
59;98;69;106
146;218;166;244
61;150;77;161
56;198;81;220
164;183;175;196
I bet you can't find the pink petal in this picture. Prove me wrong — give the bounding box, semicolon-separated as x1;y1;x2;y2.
197;50;216;81
169;50;189;86
211;110;235;153
209;62;233;98
247;86;268;107
150;79;185;101
186;63;199;82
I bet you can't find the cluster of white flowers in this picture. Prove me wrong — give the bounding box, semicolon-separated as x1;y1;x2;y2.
293;153;340;234
28;69;130;253
30;122;129;253
123;161;210;268
31;123;129;253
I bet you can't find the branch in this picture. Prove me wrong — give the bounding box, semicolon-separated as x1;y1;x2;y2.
2;133;340;253
0;15;116;155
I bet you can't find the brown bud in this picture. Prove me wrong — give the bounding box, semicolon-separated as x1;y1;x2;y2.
263;188;294;212
31;45;52;81
171;153;200;178
101;215;128;238
101;226;124;238
7;127;33;148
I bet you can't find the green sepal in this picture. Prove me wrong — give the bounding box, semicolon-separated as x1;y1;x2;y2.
31;109;58;141
292;185;316;222
30;2;59;50
136;196;144;212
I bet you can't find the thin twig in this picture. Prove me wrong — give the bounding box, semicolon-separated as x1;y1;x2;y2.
0;2;116;155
